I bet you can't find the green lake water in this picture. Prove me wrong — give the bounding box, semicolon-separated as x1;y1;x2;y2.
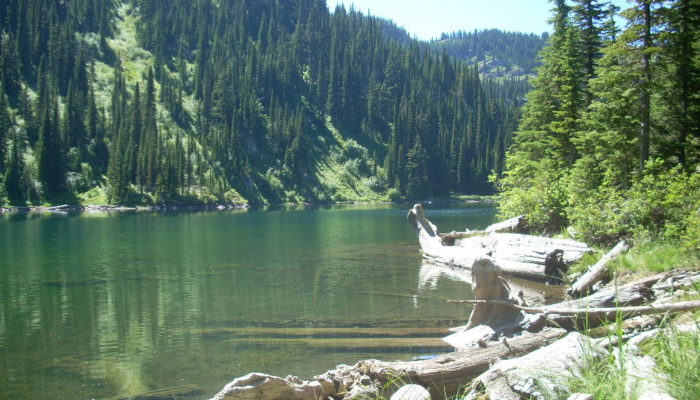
0;202;496;400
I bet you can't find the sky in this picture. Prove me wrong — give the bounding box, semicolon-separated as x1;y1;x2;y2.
325;0;631;41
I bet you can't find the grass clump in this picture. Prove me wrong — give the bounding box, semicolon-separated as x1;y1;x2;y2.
645;324;700;400
610;241;700;276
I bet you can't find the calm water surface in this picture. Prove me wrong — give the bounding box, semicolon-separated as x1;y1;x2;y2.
0;203;496;400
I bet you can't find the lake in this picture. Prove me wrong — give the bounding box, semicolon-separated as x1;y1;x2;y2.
0;202;496;400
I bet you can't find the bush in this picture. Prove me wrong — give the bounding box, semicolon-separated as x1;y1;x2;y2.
497;168;569;234
387;188;403;202
566;159;700;248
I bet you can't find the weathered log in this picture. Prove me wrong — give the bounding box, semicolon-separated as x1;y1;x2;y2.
407;204;591;282
418;261;559;305
464;332;608;400
208;329;567;400
484;215;527;233
209;373;328;400
568;240;629;297
449;299;700;331
652;271;700;291
443;257;527;348
550;281;655;329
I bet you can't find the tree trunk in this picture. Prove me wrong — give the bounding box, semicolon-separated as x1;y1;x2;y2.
640;0;652;169
568;240;629;297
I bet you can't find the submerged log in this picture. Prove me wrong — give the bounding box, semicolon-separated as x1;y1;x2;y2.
407;204;591;282
208;329;566;400
568;240;629;297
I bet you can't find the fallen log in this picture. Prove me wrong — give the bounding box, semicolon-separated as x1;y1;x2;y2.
407;204;591;282
208;329;567;400
448;299;700;331
463;332;607;400
484;215;527;233
568;240;629;297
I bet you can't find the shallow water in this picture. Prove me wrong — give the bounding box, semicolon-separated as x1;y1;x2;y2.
0;202;496;400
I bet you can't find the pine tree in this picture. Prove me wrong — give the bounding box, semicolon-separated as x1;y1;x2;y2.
0;87;10;173
406;134;429;199
3;132;25;204
36;85;66;199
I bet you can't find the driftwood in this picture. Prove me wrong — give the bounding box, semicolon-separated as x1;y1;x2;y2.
443;257;528;349
448;299;700;332
484;215;527;233
208;329;566;400
464;332;607;400
407;204;591;282
568;240;629;297
418;261;561;306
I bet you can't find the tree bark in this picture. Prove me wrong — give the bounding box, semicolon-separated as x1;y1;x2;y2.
569;240;629;297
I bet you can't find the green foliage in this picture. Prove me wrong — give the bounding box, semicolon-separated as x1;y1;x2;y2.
566;159;700;246
498;0;700;249
497;159;569;233
387;188;403;203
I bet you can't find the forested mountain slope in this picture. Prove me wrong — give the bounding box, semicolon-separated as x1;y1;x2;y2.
0;0;528;206
432;30;547;78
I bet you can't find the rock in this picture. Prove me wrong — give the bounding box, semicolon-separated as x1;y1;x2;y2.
390;384;431;400
208;372;326;400
567;394;594;400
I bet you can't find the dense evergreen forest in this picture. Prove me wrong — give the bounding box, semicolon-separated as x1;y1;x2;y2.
0;0;531;206
497;0;700;248
432;29;548;78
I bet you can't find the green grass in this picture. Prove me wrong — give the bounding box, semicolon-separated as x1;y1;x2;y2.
646;324;700;400
610;241;700;275
567;240;699;282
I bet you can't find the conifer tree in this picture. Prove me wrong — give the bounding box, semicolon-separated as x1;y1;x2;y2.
0;87;9;173
3;132;25;204
36;85;66;199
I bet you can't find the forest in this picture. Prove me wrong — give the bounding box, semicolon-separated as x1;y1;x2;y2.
496;0;699;248
432;29;548;78
0;0;532;206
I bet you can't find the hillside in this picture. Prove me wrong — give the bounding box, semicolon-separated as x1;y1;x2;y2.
0;0;531;206
432;29;547;78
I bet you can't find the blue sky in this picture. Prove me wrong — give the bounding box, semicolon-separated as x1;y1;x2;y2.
326;0;631;40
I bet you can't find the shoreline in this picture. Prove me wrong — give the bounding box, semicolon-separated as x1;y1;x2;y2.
0;196;497;215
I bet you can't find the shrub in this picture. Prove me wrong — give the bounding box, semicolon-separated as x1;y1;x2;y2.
565;159;700;248
387;188;403;202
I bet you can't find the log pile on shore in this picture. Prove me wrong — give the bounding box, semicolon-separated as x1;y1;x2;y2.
207;205;700;400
